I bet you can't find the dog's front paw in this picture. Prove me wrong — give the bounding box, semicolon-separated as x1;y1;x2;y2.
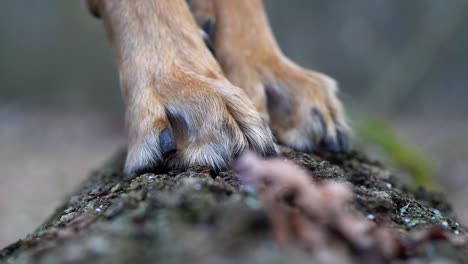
265;61;350;153
216;54;350;153
124;72;277;177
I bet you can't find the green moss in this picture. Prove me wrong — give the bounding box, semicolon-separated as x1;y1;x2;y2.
357;120;437;189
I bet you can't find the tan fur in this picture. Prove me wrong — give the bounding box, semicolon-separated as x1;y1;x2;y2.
87;0;349;175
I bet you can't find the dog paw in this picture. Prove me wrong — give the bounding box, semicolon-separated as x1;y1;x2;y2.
264;61;351;153
124;72;277;178
214;52;350;153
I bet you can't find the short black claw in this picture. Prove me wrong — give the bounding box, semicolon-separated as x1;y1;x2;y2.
323;136;341;153
323;129;350;153
263;145;279;157
202;19;215;38
311;107;327;139
201;20;216;55
337;128;350;153
159;129;177;158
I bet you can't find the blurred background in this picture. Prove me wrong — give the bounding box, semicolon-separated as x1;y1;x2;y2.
1;0;467;248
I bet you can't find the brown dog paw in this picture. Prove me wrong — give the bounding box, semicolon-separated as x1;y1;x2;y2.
263;63;350;153
123;72;277;177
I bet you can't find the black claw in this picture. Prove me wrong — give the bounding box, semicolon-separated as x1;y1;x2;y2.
159;129;177;158
202;19;215;37
201;20;216;55
264;145;279;157
337;128;350;153
311;107;327;139
324;137;340;153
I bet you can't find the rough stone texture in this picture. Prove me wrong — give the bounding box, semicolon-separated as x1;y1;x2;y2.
1;147;467;264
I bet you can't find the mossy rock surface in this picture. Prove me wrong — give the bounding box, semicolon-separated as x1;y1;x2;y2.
1;148;467;264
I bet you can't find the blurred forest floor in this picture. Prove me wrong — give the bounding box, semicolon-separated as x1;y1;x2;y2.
0;106;125;248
